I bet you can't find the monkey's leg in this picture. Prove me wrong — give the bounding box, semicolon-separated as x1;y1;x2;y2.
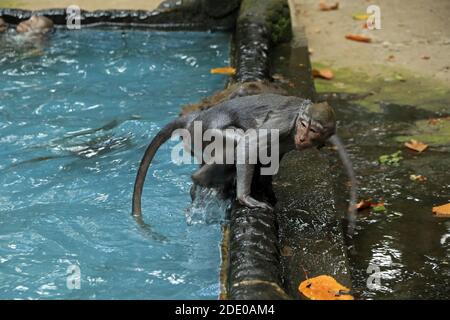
236;135;273;211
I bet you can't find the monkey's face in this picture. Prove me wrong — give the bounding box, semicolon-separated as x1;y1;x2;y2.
294;119;332;150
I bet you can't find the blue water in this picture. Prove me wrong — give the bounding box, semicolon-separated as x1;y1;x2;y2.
0;29;230;299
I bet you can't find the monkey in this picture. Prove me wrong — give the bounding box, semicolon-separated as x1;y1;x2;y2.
16;15;54;34
0;18;7;32
180;81;287;116
132;93;358;230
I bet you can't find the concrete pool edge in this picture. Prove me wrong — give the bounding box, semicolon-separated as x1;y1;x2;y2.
0;0;240;31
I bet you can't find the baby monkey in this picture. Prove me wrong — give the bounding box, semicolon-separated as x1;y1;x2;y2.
132;94;357;224
16;15;54;34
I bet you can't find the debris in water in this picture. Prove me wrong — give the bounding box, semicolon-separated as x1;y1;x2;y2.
356;199;386;212
210;67;236;76
379;151;403;166
410;174;427;182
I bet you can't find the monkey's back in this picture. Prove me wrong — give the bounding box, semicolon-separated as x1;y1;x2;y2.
193;93;310;132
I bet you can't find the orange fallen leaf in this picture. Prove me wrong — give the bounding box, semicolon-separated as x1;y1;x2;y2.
357;199;386;212
345;34;372;43
299;275;353;300
319;1;339;11
432;203;450;217
428;118;441;125
210;67;236;76
405;139;428;152
356;200;372;211
312;68;334;80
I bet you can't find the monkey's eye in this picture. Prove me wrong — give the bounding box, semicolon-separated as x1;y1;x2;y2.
310;127;318;134
301;121;307;128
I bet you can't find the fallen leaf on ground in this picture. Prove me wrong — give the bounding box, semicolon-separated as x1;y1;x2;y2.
353;13;369;20
299;275;353;300
405;139;428;152
410;174;427;182
357;200;386;212
421;55;431;60
345;34;372;43
319;1;339;11
356;200;372;211
312;68;334;80
428;118;441;125
432;203;450;217
210;67;236;76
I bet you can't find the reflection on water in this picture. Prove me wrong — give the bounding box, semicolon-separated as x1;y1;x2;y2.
0;29;230;299
328;97;450;299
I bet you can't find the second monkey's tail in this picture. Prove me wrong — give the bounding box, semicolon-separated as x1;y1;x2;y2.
132;117;187;217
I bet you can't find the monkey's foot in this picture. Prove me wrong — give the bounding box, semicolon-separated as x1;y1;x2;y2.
238;195;273;211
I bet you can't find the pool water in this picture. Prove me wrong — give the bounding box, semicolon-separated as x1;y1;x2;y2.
0;29;230;299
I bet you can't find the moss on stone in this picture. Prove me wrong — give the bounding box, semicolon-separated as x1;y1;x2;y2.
239;0;292;45
312;62;450;114
395;118;450;146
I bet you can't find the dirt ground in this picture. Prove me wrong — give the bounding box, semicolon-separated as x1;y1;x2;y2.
290;0;450;85
0;0;163;11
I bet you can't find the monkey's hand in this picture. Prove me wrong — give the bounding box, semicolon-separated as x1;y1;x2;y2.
238;195;273;211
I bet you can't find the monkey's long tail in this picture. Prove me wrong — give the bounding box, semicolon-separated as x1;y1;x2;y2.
329;135;358;237
132;118;187;217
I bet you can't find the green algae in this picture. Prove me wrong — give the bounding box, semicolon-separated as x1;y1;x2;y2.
312;62;450;114
395;118;450;146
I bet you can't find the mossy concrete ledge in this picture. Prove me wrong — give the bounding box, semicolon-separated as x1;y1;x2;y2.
0;0;241;30
235;0;291;82
226;0;352;300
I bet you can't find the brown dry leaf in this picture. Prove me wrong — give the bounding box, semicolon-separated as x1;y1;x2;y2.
428;118;441;125
312;68;334;80
298;275;354;300
432;203;450;217
319;1;339;11
356;200;372;211
210;67;236;76
345;34;372;43
405;139;428;152
421;55;431;60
